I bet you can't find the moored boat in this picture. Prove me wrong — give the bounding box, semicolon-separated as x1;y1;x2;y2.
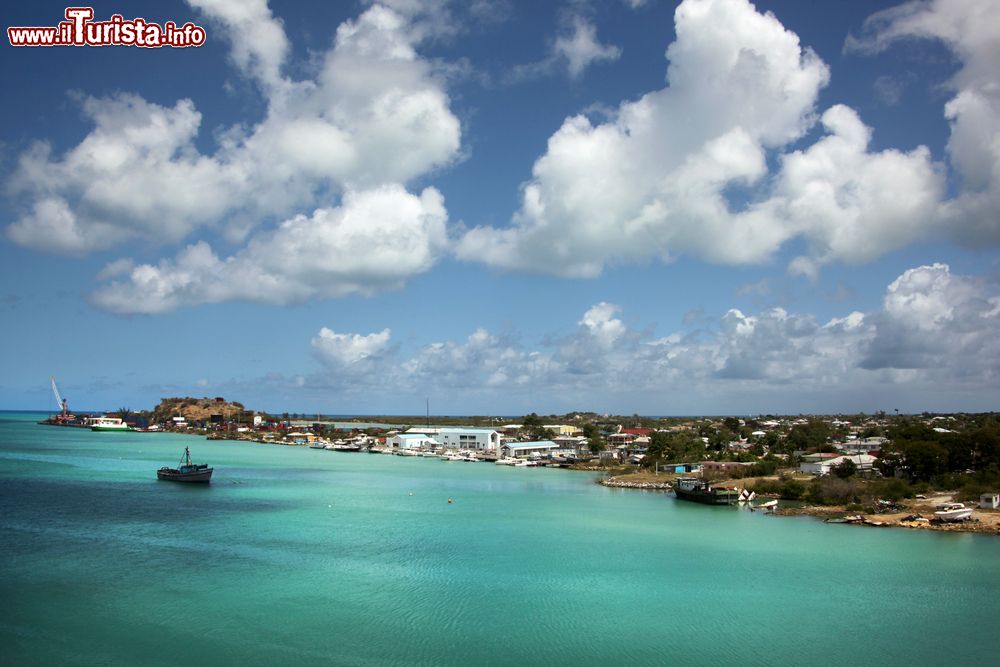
673;477;741;505
157;447;213;483
88;416;134;432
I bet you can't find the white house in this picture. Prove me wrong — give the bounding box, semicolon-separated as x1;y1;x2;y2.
836;439;886;455
553;435;589;455
800;454;877;476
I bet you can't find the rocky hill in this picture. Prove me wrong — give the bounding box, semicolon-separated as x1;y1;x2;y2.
151;397;249;424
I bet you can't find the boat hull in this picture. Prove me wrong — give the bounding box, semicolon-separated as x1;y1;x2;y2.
91;426;134;432
157;467;213;483
674;487;740;505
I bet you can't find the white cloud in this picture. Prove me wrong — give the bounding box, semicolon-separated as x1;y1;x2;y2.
579;302;626;347
7;95;238;254
312;327;392;368
776;105;944;276
187;0;290;91
508;16;621;82
304;265;1000;411
847;0;1000;247
458;0;829;273
90;185;448;314
458;0;947;278
6;4;461;261
553;17;622;79
862;263;1000;374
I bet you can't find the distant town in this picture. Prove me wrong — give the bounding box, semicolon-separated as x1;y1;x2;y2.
40;394;1000;533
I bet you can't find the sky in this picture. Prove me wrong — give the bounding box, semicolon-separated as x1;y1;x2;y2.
1;0;999;417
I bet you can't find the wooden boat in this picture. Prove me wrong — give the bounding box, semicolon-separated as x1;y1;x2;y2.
157;447;213;483
673;478;741;505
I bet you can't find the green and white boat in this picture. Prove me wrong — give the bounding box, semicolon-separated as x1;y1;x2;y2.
88;416;134;432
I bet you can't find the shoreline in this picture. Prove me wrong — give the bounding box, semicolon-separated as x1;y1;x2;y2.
599;471;1000;535
772;505;1000;535
40;419;1000;536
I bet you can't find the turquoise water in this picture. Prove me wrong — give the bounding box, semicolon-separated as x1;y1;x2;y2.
2;412;998;666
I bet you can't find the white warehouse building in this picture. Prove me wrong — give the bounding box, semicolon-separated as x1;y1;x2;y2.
405;427;501;451
387;433;440;450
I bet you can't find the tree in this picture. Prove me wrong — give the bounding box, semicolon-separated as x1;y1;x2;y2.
787;420;832;451
521;413;554;441
581;423;604;454
832;458;857;479
901;441;948;481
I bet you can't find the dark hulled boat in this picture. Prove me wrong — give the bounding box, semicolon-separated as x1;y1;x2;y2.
673;477;740;505
157;447;213;483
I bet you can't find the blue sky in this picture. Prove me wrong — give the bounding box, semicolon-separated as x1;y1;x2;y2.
2;0;998;416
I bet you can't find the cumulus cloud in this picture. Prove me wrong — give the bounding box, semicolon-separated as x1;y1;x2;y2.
847;0;1000;247
305;264;1000;410
6;4;461;260
457;0;947;277
312;327;392;367
861;263;1000;374
90;186;447;314
6;95;237;254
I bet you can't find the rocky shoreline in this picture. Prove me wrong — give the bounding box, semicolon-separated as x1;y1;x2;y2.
600;475;674;490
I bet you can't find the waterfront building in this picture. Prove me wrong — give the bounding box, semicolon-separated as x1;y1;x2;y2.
388;433;440;450
405;427;501;451
501;440;558;459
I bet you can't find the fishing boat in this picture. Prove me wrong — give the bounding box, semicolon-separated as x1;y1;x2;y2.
673;477;742;505
934;503;973;522
157;447;213;483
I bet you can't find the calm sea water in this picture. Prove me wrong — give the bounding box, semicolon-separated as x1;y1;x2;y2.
2;412;998;666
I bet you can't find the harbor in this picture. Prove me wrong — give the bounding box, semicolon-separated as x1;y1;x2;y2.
3;410;999;665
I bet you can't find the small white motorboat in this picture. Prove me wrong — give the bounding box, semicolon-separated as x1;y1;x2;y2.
934;503;973;522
